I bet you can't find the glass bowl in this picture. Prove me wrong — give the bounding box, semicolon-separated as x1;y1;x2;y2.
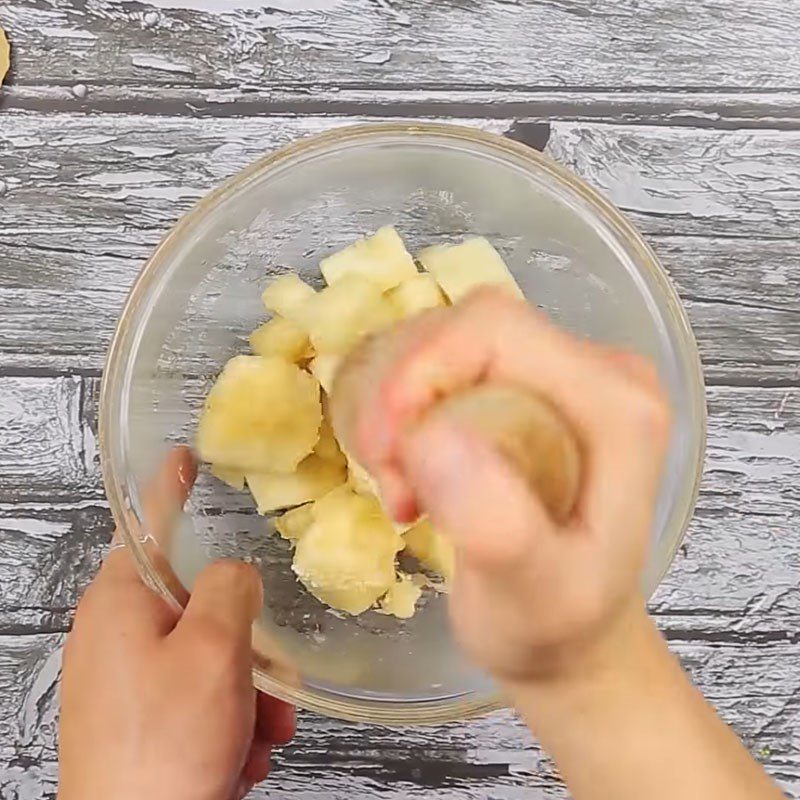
100;123;706;725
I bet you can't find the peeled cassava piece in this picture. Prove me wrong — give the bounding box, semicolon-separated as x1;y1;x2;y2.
320;226;418;291
308;353;342;394
314;413;347;465
275;503;314;542
249;316;310;363
379;573;424;619
260;274;316;325
292;487;404;615
246;454;346;514
388;273;447;318
403;519;455;582
299;274;398;354
197;355;321;473
417;237;523;302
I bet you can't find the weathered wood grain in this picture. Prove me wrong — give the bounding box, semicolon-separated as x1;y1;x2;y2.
3;235;798;384
1;112;798;380
0;633;796;800
4;0;800;92
3;497;796;641
0;504;109;635
5;86;800;130
0;376;98;503
546;122;800;238
3;113;798;239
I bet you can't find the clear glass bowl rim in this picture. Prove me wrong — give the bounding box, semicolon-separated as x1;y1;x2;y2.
99;122;707;725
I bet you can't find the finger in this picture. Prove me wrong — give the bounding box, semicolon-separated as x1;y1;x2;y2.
557;339;671;530
332;309;453;518
332;307;449;460
98;542;149;588
356;288;670;532
235;694;295;800
100;446;197;586
400;416;557;571
72;560;180;642
255;692;296;746
74;543;181;640
240;742;273;792
172;560;263;646
80;447;197;637
367;289;636;462
140;444;198;550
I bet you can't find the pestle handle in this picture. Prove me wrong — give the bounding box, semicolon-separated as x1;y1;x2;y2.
330;334;581;524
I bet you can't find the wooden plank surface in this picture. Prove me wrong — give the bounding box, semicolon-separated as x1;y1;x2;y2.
2;112;798;241
1;1;799;798
0;633;797;799
5;84;800;129
1;112;799;382
4;0;800;91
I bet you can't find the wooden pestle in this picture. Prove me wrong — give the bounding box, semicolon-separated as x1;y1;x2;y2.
330;332;582;524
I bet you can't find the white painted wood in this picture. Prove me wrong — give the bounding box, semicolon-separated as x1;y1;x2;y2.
1;112;798;381
0;376;97;502
2;112;797;241
4;0;800;91
0;378;796;794
545;121;800;238
0;633;796;799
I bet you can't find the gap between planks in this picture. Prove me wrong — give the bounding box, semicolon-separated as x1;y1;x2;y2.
3;86;800;130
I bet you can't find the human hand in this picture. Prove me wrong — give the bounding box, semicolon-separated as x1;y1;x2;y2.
58;447;295;800
342;288;671;684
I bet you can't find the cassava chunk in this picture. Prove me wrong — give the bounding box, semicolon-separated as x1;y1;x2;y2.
197;355;321;472
249;316;310;362
320;226;417;292
403;519;455;582
292;487;403;615
388;273;446;317
417;237;523;302
261;274;315;325
275;503;314;542
247;455;346;514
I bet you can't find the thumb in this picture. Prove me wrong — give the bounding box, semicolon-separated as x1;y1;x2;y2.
174;560;263;646
400;417;554;571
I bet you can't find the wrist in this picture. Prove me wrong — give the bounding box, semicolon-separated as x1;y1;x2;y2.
501;595;665;719
501;597;785;800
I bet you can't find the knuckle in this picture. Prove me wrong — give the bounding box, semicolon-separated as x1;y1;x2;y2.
196;559;262;613
378;331;440;418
